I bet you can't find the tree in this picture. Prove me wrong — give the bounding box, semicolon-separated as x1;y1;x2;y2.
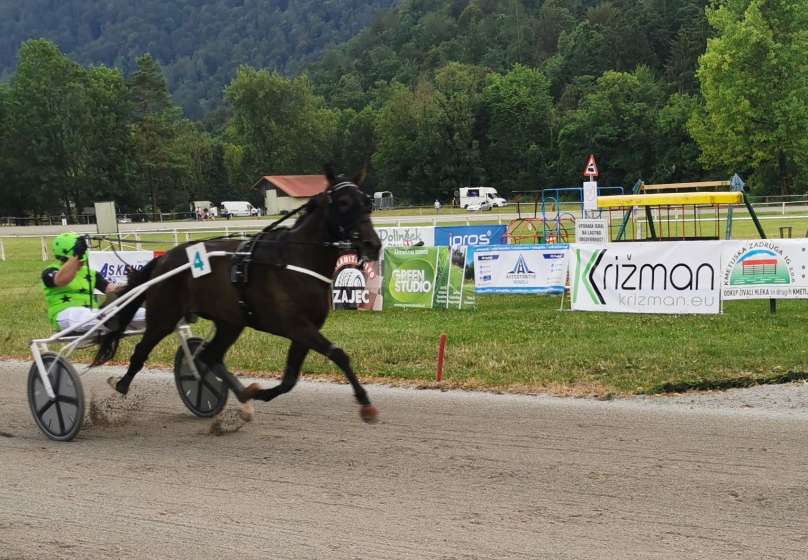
128;54;186;215
373;63;487;203
482;64;555;193
6;40;133;218
654;93;705;182
689;0;808;194
224;66;338;180
0;84;21;217
373;81;442;201
556;67;663;186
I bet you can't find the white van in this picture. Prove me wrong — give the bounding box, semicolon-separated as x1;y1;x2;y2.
455;187;507;209
221;201;257;217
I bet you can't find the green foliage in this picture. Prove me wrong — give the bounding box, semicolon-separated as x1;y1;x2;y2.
2;40;132;217
689;0;808;194
0;0;396;118
557;68;663;186
482;64;555;192
5;0;806;208
224;66;338;182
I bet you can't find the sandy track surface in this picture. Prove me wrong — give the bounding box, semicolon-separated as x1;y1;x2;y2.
1;360;806;560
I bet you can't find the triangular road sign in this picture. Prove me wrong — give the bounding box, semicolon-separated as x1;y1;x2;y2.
582;154;599;178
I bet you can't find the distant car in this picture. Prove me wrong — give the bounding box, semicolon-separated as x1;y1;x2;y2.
118;216;132;224
466;199;493;212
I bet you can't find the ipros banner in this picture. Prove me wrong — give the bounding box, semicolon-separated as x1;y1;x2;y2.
332;252;382;311
721;239;808;299
382;247;474;309
474;244;569;294
88;251;155;284
375;227;435;247
434;225;507;247
570;242;721;314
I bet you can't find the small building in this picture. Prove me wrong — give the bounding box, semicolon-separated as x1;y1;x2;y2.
253;175;328;215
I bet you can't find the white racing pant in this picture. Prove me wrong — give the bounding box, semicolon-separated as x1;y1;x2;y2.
57;306;146;333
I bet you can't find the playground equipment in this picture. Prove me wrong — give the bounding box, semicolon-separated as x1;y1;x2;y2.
597;174;766;241
509;185;624;244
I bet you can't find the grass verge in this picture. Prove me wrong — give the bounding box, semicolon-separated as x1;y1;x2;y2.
2;236;807;396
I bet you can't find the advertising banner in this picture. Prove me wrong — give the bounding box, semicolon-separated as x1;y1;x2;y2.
721;239;808;299
375;227;435;247
332;252;383;311
434;225;507;248
474;244;569;294
570;242;721;314
382;247;474;309
88;251;155;284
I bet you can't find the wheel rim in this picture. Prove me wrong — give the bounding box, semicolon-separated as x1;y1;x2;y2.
175;340;228;416
177;366;227;414
29;358;82;439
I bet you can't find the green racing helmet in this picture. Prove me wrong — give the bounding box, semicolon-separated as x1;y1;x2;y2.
52;232;81;260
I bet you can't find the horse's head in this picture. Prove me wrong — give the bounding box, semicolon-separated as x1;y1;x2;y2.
322;165;381;261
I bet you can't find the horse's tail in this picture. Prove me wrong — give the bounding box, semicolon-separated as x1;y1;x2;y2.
91;256;161;367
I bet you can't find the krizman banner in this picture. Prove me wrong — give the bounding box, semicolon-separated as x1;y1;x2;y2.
570;242;721;314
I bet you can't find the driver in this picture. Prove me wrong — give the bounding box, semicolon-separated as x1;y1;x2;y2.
41;233;145;332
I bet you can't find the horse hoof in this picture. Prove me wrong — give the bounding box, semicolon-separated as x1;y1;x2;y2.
238;383;262;402
238;402;255;423
360;404;378;424
107;376;127;396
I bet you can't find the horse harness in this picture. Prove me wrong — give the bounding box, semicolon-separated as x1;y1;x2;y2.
229;182;363;326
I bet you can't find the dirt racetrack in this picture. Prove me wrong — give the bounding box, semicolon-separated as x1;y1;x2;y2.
1;360;806;560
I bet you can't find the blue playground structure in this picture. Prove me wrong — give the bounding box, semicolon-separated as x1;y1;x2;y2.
509;185;624;243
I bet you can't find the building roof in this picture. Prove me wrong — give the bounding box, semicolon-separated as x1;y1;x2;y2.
254;175;327;198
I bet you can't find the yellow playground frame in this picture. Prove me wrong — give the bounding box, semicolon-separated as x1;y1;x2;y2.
596;175;767;241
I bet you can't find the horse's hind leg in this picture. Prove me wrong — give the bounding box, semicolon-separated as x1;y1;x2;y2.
114;323;175;395
246;341;309;403
197;321;246;397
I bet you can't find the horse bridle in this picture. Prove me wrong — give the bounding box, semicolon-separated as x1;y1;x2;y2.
324;180;373;245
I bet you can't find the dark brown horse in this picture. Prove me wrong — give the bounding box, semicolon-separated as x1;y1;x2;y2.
93;166;382;422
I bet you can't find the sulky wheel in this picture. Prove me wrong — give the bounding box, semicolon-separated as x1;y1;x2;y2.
28;353;85;442
173;337;228;418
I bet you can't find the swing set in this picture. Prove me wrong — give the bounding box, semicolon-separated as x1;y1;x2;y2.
597;174;767;241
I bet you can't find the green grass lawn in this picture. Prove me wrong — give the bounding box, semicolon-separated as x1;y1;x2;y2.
2;235;807;396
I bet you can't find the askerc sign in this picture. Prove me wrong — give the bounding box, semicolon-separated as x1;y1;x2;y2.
569;241;721;314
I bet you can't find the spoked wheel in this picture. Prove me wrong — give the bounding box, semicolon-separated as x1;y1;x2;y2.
173;337;228;417
28;354;84;442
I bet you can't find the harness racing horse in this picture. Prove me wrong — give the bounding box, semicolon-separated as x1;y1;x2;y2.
92;166;382;422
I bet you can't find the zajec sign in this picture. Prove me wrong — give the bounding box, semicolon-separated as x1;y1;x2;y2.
332;252;381;310
570;241;721;314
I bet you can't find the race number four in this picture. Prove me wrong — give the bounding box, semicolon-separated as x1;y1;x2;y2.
186;242;212;278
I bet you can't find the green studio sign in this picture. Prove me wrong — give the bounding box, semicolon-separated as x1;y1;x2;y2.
383;248;437;308
382;247;475;310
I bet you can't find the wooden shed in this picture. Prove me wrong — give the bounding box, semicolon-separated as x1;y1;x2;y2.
253;175;328;215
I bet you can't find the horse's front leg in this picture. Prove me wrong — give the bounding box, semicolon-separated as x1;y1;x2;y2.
246;326;377;423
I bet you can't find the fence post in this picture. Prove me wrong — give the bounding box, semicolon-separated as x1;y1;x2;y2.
40;236;47;261
0;239;5;261
173;230;178;247
135;233;142;251
185;232;190;241
782;202;786;215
